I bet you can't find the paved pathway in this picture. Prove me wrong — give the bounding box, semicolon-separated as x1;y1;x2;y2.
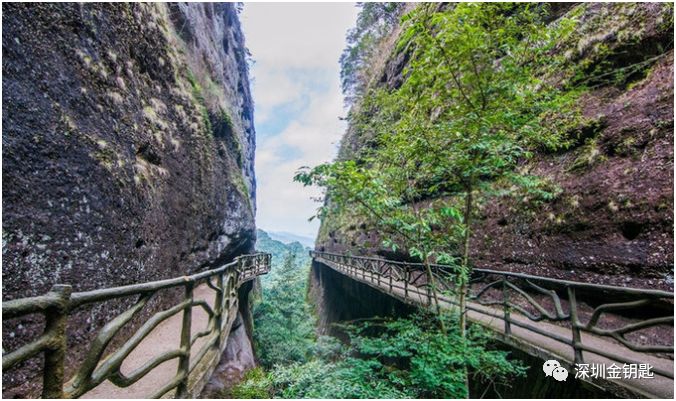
315;256;674;399
83;284;232;398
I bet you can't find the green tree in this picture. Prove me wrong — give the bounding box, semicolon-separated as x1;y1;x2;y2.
340;2;407;105
390;2;582;338
253;253;316;368
297;3;583;395
233;314;525;398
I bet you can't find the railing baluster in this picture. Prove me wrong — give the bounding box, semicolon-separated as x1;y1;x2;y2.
567;287;584;364
502;277;511;336
404;266;409;299
214;273;224;349
42;284;71;399
2;254;270;399
388;266;393;294
175;281;194;398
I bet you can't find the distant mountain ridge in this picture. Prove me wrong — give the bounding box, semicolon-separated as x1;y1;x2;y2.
263;230;315;248
255;229;311;284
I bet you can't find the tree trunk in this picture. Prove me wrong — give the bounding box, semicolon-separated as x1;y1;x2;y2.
424;254;446;334
458;187;472;338
459;186;473;398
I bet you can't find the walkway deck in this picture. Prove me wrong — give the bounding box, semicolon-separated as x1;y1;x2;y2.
313;254;674;399
83;283;233;398
2;253;271;399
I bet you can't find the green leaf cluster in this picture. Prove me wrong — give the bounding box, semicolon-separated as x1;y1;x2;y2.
232;314;526;398
253;231;316;368
296;2;585;297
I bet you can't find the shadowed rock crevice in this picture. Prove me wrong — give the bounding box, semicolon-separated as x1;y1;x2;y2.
309;261;416;337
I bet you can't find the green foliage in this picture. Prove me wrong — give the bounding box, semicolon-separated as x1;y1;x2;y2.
186;69;212;134
564;3;674;89
219;108;234;133
344;315;527;398
253;233;315;368
295;158;464;267
567;138;606;172
244;231;526;399
296;2;585;296
296;10;591;378
228;367;272;399
232;314;526;399
340;2;407;105
267;358;410;399
255;229;309;284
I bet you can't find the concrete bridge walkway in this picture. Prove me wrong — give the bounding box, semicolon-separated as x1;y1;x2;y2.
2;254;271;399
312;252;674;399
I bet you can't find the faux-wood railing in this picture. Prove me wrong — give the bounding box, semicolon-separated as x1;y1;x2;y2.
311;251;673;379
2;253;271;398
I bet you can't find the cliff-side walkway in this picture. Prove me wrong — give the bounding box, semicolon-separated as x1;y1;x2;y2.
2;254;270;399
312;251;673;399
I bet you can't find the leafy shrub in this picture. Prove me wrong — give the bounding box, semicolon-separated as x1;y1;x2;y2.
235;314;526;399
229;367;272;399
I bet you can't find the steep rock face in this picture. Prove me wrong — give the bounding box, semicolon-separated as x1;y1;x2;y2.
317;3;674;289
2;2;256;294
2;2;256;396
201;313;256;397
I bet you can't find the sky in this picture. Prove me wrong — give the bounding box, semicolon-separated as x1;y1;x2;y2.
241;3;359;239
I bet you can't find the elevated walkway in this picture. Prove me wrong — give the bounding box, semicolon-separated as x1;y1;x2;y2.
312;251;674;398
2;253;270;399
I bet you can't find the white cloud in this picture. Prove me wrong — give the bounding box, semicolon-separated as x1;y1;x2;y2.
241;3;359;238
253;69;304;111
242;3;358;69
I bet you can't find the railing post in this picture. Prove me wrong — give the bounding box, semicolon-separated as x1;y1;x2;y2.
567;287;584;364
502;277;511;336
404;266;409;299
176;281;194;398
214;273;225;349
235;257;243;284
388;267;393;294
42;284;71;399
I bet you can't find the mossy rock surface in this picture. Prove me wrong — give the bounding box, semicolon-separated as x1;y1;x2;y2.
2;3;257;397
320;2;674;289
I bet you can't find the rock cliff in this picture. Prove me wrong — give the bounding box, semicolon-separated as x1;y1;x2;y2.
2;3;256;396
317;3;674;290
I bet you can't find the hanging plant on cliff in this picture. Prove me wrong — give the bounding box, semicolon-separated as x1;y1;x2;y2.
340;2;407;105
297;3;582;394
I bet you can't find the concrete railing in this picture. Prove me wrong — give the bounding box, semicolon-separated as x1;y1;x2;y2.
311;251;673;379
2;253;271;398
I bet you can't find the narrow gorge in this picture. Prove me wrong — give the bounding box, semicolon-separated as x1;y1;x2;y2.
2;2;674;400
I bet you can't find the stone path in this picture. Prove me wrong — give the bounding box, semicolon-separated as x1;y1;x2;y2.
316;257;674;399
